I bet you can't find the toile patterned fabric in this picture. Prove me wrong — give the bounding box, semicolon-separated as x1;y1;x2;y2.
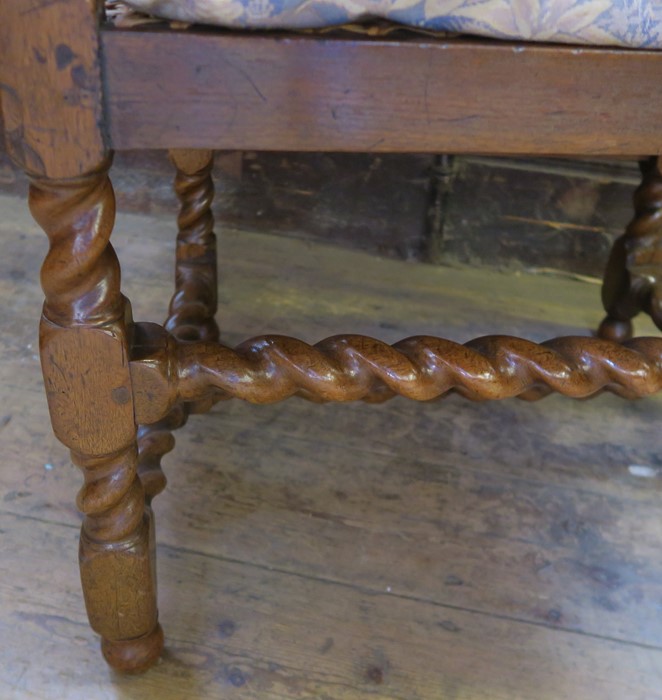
123;0;662;48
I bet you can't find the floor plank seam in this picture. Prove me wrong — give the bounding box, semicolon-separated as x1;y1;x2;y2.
159;541;662;653
4;506;660;652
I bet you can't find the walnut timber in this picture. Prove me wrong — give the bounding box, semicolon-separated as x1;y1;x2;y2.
1;0;662;675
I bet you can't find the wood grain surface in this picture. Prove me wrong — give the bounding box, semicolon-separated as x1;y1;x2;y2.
1;192;661;697
0;0;105;178
29;159;164;672
103;30;662;156
0;145;643;276
435;156;639;275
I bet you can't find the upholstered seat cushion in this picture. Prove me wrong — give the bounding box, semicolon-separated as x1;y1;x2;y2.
124;0;662;48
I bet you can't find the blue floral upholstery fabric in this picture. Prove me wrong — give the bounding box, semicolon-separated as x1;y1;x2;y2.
124;0;662;48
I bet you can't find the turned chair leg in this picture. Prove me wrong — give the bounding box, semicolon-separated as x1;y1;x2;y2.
599;156;662;340
137;149;219;498
31;158;163;673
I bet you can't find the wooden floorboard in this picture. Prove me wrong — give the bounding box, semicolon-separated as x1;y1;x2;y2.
1;192;661;698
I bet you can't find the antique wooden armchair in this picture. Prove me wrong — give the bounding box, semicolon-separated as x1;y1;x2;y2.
2;0;662;674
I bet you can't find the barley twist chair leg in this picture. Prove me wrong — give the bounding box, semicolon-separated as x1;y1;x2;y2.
599;156;662;340
31;157;163;673
137;149;219;500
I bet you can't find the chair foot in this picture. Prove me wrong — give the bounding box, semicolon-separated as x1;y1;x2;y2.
597;316;633;342
101;623;164;674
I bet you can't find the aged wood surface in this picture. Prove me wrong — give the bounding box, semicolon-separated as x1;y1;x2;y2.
433;157;638;276
30;162;163;673
137;149;219;502
600;156;662;340
232;152;432;261
1;0;167;672
134;327;662;410
165;149;219;343
0;145;641;275
0;0;106;178
103;30;662;155
1;193;661;697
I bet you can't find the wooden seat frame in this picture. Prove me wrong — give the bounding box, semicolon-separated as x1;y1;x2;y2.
2;0;662;673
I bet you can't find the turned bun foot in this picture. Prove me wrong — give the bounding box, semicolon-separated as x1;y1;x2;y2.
101;623;164;674
598;316;633;342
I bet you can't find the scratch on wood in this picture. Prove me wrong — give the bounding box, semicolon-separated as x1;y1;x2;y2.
220;57;267;103
20;0;65;16
424;55;433;127
367;138;385;151
501;215;604;233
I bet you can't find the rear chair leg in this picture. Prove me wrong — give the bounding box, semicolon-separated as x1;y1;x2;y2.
137;149;219;500
599;156;662;340
31;158;163;673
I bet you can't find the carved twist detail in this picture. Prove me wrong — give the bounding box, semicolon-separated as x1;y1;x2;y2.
31;161;144;543
600;156;662;339
165;154;219;343
137;407;183;503
30;158;124;327
174;334;662;405
73;446;144;542
138;152;219;500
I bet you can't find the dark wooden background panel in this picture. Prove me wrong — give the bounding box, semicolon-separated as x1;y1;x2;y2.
225;152;432;260
102;31;662;156
0;141;637;276
435;157;638;276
